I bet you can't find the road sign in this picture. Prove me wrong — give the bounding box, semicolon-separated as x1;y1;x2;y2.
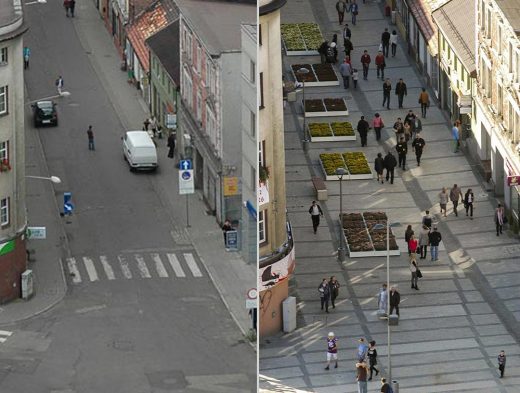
26;227;46;240
180;159;192;170
246;299;257;309
179;169;194;194
507;175;520;186
64;192;74;215
247;288;257;299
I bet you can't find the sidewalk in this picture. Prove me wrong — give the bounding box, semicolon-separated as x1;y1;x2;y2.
260;0;519;392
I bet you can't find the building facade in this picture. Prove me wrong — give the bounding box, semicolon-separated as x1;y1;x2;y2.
0;2;29;302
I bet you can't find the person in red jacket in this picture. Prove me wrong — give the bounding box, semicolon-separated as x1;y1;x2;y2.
408;233;418;262
375;51;386;79
361;50;371;80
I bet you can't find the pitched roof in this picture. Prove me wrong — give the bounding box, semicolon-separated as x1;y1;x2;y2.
126;0;179;72
496;0;520;35
407;0;450;56
145;20;180;86
432;0;476;74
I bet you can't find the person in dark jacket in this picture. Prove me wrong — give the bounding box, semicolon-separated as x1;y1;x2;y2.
167;133;176;158
357;116;370;147
309;200;324;234
318;41;329;64
498;350;506;378
361;50;371;80
383;151;397;184
382;78;391;109
395;137;408;170
318;278;331;313
367;341;379;380
343;37;354;57
428;226;442;261
395;79;407;109
326;42;338;64
374;153;385;184
464;188;475;219
222;219;233;246
329;276;340;309
411;133;426;166
381;28;391;57
404;225;414;256
389;286;400;316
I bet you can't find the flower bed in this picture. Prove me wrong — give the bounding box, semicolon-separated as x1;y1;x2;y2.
319;152;372;180
291;64;317;83
314;64;337;82
331;122;354;136
309;123;333;138
319;153;346;178
324;98;347;112
303;98;349;117
343;152;372;177
291;64;339;87
309;122;355;142
281;23;322;56
305;99;326;112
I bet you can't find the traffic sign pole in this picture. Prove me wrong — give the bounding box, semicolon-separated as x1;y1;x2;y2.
186;194;190;228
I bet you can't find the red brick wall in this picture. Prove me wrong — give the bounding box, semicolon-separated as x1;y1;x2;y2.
0;235;26;303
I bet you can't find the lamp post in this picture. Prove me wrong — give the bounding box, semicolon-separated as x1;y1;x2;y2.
335;167;347;262
296;67;310;152
25;91;71;105
26;175;61;184
372;220;401;383
25;0;47;4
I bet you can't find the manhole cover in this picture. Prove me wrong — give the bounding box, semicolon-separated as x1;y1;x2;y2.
146;370;187;390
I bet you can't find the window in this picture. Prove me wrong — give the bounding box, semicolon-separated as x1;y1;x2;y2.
206;59;214;94
250;164;256;190
0;48;7;64
497;25;502;53
0;141;8;161
497;83;503;115
0;198;8;226
0;86;7;114
259;24;262;46
259;72;264;109
196;90;202;121
258;210;267;244
509;43;513;73
258;140;265;167
250;110;256;137
442;37;446;52
196;45;202;74
249;59;255;83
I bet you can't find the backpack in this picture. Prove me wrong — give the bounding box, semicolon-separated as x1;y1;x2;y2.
387;385;393;393
326;47;335;61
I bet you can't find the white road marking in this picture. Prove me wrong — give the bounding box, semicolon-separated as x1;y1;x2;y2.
117;255;132;279
75;304;107;314
134;254;151;278
83;257;99;282
167;253;185;277
99;255;115;280
151;253;168;278
184;253;202;277
66;257;82;284
0;330;13;343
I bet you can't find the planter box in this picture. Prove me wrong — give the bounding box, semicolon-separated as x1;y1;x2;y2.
291;64;339;87
319;152;372;180
303;98;349;117
281;23;322;56
309;122;356;142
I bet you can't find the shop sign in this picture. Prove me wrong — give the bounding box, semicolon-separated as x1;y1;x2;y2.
258;182;269;206
507;175;520;186
223;177;238;196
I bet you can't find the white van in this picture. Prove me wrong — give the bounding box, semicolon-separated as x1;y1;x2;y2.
122;131;158;171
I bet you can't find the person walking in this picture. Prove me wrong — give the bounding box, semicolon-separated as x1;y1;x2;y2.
63;0;71;16
167;132;176;158
428;225;442;261
343;23;352;41
367;341;379;380
381;28;390;58
404;225;414;256
403;121;412;144
374;153;385;184
356;361;369;393
339;58;352;89
408;233;418;262
309;201;323;234
383;151;397;184
439;187;449;217
325;332;338;370
498;350;506;378
56;76;64;95
357;338;369;362
389;286;400;316
318;278;331;313
395;78;407;109
87;125;95;151
418;224;430;260
149;116;158;137
343;37;354;58
418;88;430;118
336;0;347;24
318;41;329;64
69;0;76;17
410;259;419;290
396;137;407;170
377;283;387;316
349;0;359;25
450;184;463;217
393;117;404;140
382;78;391;110
372;113;384;141
222;219;233;247
381;378;392;393
375;51;386;79
422;210;433;229
451;122;461;153
23;46;30;69
464;188;474;218
352;68;359;89
361;50;371;80
412;133;426;166
329;276;340;309
390;30;398;57
495;203;505;236
357;116;370;147
326;42;338;64
412;114;422;139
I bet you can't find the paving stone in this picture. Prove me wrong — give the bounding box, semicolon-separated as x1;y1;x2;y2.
465;302;494;315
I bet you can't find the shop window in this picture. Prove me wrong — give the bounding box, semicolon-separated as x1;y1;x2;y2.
0;197;9;226
258;210;267;244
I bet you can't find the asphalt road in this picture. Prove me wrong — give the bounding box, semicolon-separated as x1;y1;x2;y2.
0;2;256;392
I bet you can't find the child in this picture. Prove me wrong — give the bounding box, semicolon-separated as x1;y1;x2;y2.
352;68;359;89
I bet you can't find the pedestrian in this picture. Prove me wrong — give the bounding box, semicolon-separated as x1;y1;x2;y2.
356;361;369;393
55;76;64;95
418;224;429;260
352;68;359;89
464;188;474;218
349;0;359;25
329;276;340;309
143;117;150;131
318;278;331;313
374;153;385;184
418;88;430;118
495;203;505;236
167;132;176;158
23;46;30;69
451;122;460;153
395;137;407;170
325;332;338;370
69;0;75;17
87;125;95;151
336;0;347;25
390;29;398;57
412;133;426;166
318;41;329;64
439;187;449;217
498;350;506;378
389;286;400;316
450;184;463;217
381;28;390;58
326;42;337;64
367;341;379;380
408;233;418;262
149;116;158;137
63;0;71;16
382;78;391;109
395;78;407;109
403;121;412;143
343;23;352;41
428;225;442;261
372;113;384;141
412;114;422;139
339;58;352;89
375;51;386;79
361;50;371;80
381;378;392;393
404;109;415;125
383;151;397;184
343;37;354;58
222;219;233;246
422;210;433;229
393;117;404;140
357;338;368;362
377;283;387;315
357;116;370;147
410;259;419;290
309;200;323;234
404;225;414;255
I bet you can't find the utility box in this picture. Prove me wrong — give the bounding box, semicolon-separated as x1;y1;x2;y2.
392;380;399;393
21;270;34;300
282;296;297;333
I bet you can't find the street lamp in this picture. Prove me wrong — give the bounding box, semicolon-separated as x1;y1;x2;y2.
372;220;401;384
25;0;47;4
296;67;310;152
336;167;347;262
25;91;71;105
26;175;61;184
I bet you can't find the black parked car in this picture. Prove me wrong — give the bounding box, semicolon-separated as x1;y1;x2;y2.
32;100;58;127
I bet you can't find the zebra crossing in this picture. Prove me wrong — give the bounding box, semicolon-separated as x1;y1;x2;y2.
65;252;204;284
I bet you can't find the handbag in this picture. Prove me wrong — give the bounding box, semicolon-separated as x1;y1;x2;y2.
416;268;423;278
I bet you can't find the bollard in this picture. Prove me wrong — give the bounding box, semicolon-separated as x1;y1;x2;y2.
337;247;346;262
392;380;399;393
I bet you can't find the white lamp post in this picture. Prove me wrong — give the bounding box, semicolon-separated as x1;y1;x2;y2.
296;67;310;152
25;91;71;105
336;167;347;262
26;175;61;184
